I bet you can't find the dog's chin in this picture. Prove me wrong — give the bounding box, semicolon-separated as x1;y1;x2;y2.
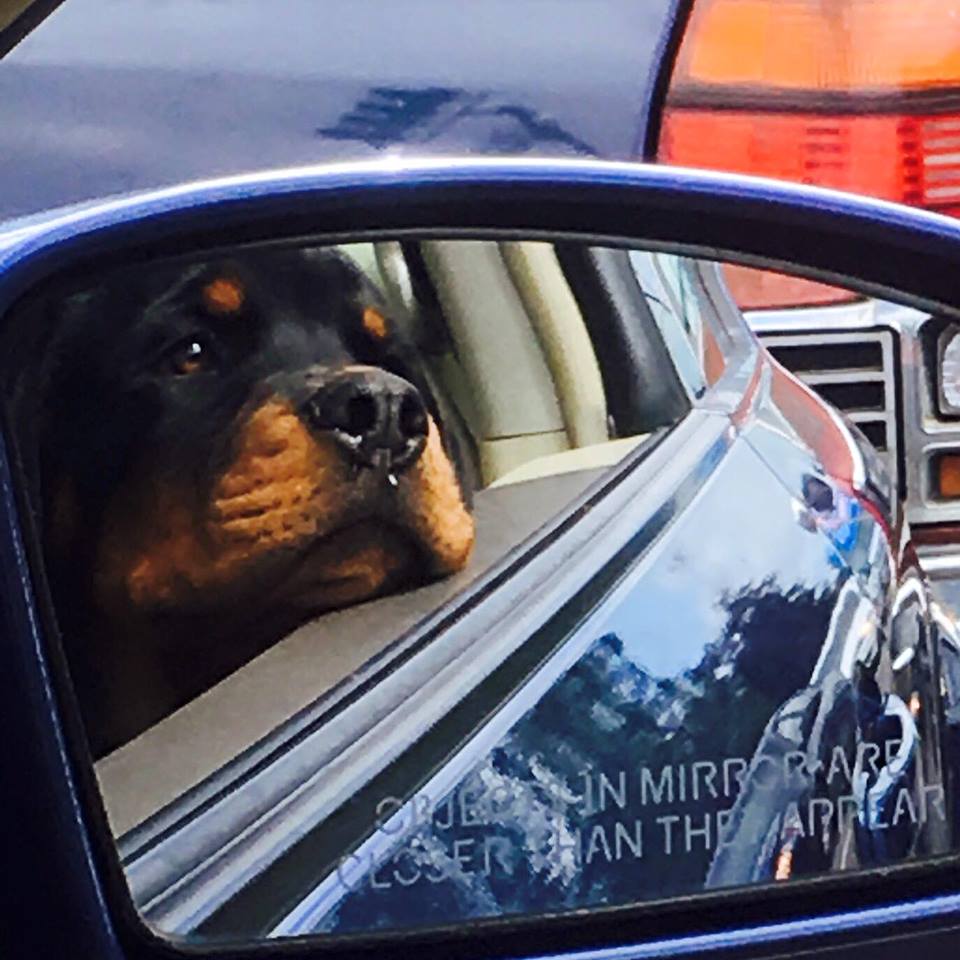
266;519;426;616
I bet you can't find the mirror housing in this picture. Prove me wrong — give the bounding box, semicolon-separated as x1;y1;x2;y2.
6;158;960;960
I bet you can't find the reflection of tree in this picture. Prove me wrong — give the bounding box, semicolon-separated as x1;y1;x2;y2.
330;579;837;931
695;577;835;753
317;86;596;154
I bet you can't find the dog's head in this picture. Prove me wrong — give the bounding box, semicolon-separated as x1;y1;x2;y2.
8;247;474;747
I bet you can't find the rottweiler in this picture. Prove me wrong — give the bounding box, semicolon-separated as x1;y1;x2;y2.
4;246;475;756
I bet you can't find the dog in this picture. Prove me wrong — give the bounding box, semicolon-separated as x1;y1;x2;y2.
4;246;475;757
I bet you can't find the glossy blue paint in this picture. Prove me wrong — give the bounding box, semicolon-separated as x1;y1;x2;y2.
274;439;855;935
5;156;960;289
525;891;960;960
0;0;682;220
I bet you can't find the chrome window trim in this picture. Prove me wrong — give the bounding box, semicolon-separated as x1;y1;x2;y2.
746;300;894;334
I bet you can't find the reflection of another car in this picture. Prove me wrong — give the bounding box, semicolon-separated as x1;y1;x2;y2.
746;303;960;587
91;241;960;940
12;0;960;586
656;0;960;579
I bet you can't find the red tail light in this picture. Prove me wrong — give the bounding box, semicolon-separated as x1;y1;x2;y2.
658;0;960;307
663;112;960;215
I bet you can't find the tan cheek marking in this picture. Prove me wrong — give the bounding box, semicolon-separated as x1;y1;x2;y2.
95;398;358;615
400;417;475;576
124;507;208;606
212;399;350;548
96;492;216;614
93;401;472;620
362;306;389;340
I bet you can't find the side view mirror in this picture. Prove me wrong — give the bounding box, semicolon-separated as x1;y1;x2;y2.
5;159;960;960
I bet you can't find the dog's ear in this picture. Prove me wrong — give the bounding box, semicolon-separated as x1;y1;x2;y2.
0;288;79;513
0;284;113;590
4;281;145;525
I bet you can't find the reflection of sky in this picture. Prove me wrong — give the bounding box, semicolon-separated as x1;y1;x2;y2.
596;440;840;679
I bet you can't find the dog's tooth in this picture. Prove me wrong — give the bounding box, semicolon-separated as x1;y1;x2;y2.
387;473;398;488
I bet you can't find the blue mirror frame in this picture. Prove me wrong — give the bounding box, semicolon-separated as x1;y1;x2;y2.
4;158;960;960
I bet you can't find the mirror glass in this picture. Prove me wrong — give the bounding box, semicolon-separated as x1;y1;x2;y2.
3;236;959;942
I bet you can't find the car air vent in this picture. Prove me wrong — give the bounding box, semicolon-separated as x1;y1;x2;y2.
758;330;898;485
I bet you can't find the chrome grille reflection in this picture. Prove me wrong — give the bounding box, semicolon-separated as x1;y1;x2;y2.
759;330;898;485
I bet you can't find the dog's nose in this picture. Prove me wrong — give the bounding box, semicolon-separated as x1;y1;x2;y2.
304;370;429;474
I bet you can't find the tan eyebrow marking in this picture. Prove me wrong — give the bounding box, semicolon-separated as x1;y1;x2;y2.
202;277;245;315
362;306;389;340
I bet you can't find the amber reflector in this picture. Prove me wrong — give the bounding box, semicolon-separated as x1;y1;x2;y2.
938;453;960;498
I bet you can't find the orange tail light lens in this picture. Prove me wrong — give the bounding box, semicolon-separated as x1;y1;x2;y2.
671;0;960;94
937;452;960;498
658;0;960;308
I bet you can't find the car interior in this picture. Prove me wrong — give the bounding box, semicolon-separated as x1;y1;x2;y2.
88;239;711;840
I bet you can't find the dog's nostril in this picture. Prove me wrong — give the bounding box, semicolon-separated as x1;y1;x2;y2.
344;392;379;437
398;393;428;440
306;373;428;474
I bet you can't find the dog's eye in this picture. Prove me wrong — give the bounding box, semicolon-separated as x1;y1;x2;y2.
168;336;212;376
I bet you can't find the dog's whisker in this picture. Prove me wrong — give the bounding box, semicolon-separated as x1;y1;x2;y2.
218;516;320;542
213;477;322;509
216;504;282;521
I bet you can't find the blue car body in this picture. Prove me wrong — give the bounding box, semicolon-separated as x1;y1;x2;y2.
0;0;682;219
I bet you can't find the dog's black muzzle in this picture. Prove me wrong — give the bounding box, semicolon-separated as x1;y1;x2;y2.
301;367;429;477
